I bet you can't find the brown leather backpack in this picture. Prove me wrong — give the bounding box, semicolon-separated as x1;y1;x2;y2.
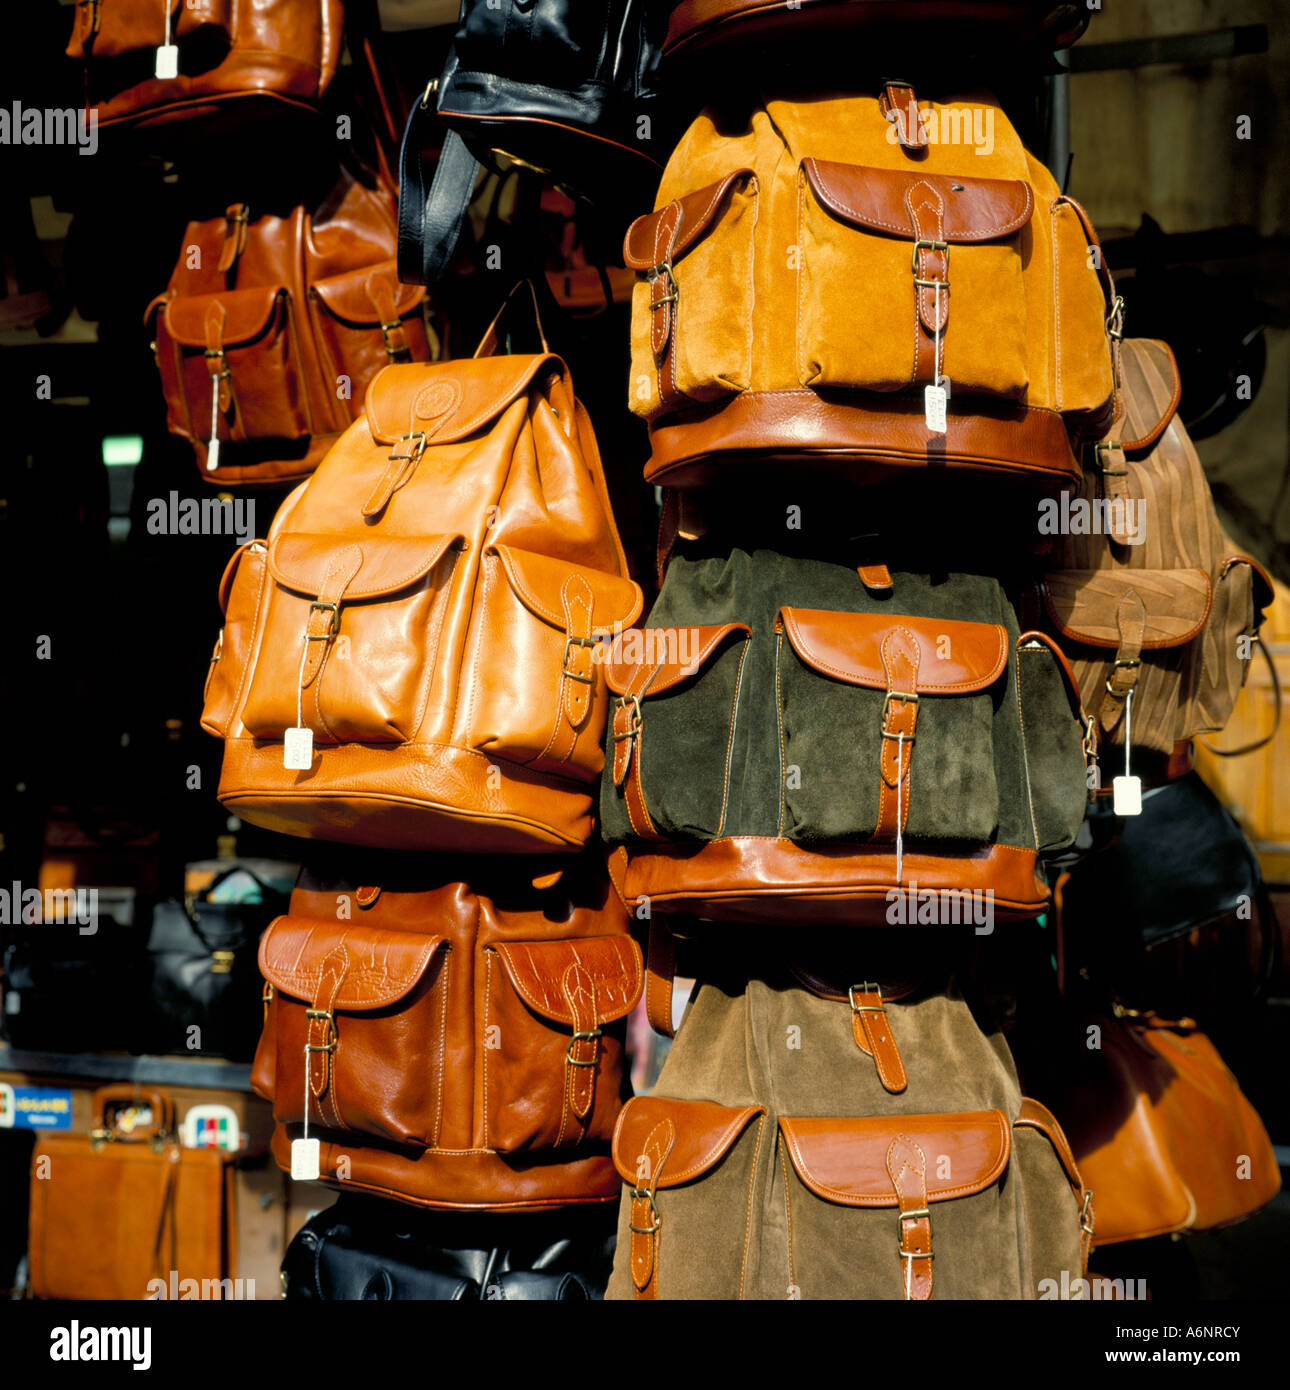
623;83;1118;492
1033;338;1275;766
250;860;643;1209
66;0;344;133
147;165;432;487
202;293;643;850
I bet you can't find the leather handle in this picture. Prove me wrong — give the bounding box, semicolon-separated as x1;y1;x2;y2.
473;279;552;359
93;1085;175;1139
645;921;677;1039
398;115;480;286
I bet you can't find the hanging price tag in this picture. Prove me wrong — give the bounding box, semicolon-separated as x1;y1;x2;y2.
155;44;179;78
924;383;947;434
1112;688;1142;815
207;381;221;470
283;726;313;770
290;1137;320;1181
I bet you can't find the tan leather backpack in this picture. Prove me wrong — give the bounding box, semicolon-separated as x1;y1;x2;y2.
66;0;344;133
252;860;642;1210
623;84;1118;492
202;296;643;852
147;166;432;487
1034;338;1275;765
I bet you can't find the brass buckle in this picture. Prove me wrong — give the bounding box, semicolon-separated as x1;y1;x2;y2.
629;1187;661;1236
910;239;949;274
262;983;275;1004
562;634;599;685
380;319;409;361
646;260;677;310
1092;440;1128;477
1080;1189;1095;1235
203;347;231;382
613;694;643;740
210;950;235;975
419;77;438;111
847;981;885;1014
307;600;340;640
305;1008;337;1053
1105;657;1140;696
881;690;919;730
897;1207;932;1258
389;431;427;465
566;1027;603;1063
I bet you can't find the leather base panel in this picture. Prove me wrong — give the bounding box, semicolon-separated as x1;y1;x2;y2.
271;1126;621;1211
219;740;593;852
619;837;1049;925
644;390;1083;492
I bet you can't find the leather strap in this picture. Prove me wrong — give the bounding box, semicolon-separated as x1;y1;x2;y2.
364;272;410;362
857;562;893;592
611;664;667;843
1098;589;1146;733
398;115;480;286
642;201;684;411
560;961;600;1127
887;1134;933;1300
630;1118;676;1300
1015;1097;1093;1275
880;81;928;154
203;302;234;416
645;920;677;1039
307;948;347;1131
876;628;920;842
557;573;596;741
300;546;362;691
848;983;908;1093
216;204;249;276
905;180;949;385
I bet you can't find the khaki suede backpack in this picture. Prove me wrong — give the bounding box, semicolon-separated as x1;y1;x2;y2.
607;948;1092;1301
624;83;1119;492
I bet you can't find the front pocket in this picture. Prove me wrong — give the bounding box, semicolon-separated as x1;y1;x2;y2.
482;937;643;1153
778;1111;1014;1300
158;285;309;448
775;609;1005;843
797;160;1031;399
464;545;643;784
1015;633;1088;853
309;260;429;429
239;532;462;745
201;540;268;739
258;917;448;1148
624;171;758;419
603;622;752;841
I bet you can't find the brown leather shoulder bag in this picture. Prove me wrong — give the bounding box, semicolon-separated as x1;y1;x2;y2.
251;861;643;1209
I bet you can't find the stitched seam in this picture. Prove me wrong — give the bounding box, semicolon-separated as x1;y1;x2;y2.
775;631;787;836
1052;202;1063;411
462;553;493;753
431;952;448;1148
779;1141;796;1298
785;621;1007;691
1015;647;1041;850
481;949;494;1150
739;1113;765;1302
718;638;750;838
638;1108;763;1185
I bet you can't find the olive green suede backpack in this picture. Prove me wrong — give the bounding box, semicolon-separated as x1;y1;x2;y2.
606;949;1093;1301
602;531;1091;925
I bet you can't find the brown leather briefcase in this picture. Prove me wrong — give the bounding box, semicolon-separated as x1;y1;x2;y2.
28;1085;235;1300
65;0;344;134
251;858;643;1209
1033;338;1275;765
202;289;643;851
147;163;432;487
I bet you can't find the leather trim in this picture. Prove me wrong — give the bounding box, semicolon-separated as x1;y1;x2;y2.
779;1111;1010;1206
611;1098;765;1187
490;937;643;1026
778;608;1008;692
623;170;755;268
1041;570;1214;650
270;533;460;603
605;623;750;697
363;357;559;446
803;159;1033;241
1119;339;1182;451
617;837;1048;924
644;390;1083;488
258;919;443;1010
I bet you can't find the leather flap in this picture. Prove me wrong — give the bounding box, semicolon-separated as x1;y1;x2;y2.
623;170;755;269
779;1110;1010;1207
258;917;444;1011
269;532;461;602
803;159;1033;242
218;541;264;613
611;1097;765;1187
363;357;560;446
1042;569;1213;649
163;286;285;348
492;937;644;1027
779;609;1008;693
603;623;751;696
311;260;426;324
1119;339;1182;452
489;545;644;634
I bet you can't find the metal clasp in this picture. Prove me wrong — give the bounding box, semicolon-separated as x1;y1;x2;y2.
304;1008;337;1053
380;319;409;361
1106;294;1125;342
848;981;885;1014
911;238;949;275
202;347;231;381
613;694;643;740
566;1027;603;1063
1080;1189;1095;1235
562;634;599;685
210;950;235;975
1092;440;1128;477
646;260;678;311
389;431;427;465
897;1207;932;1259
307;600;340;640
629;1187;661;1236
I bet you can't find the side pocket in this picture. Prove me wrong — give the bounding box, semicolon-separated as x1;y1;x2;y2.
609;1097;767;1301
624;171;757;419
481;936;642;1152
1050;196;1116;434
201;541;268;739
1013;1098;1092;1293
1015;632;1089;852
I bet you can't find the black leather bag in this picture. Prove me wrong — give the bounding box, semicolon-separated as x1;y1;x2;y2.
398;0;666;285
147;866;290;1062
282;1194;616;1300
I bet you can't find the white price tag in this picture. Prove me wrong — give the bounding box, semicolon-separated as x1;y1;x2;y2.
205;438;220;471
290;1137;321;1181
155;44;179;78
1112;775;1142;816
283;726;313;770
924;383;947;434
